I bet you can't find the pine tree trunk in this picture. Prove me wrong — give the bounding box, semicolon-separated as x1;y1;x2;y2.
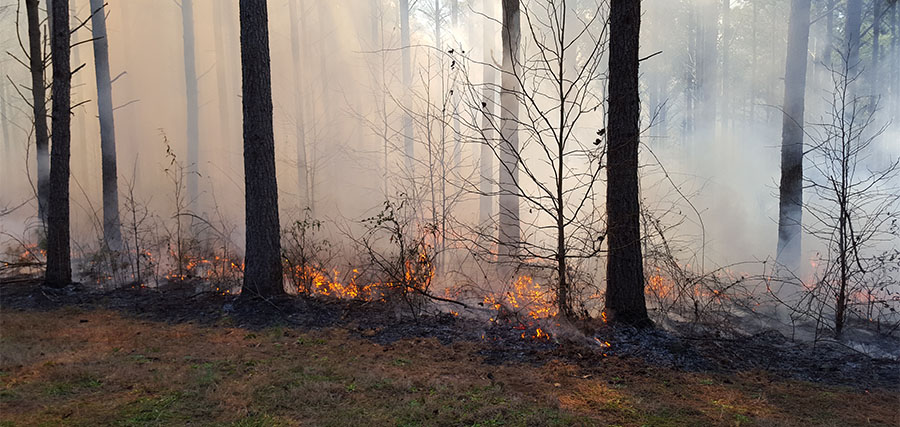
239;0;283;298
498;0;520;262
26;0;50;229
45;0;72;288
89;0;123;251
289;0;309;209
181;0;199;212
775;0;811;271
605;0;650;327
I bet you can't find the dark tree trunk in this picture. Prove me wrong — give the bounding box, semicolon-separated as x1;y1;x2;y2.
776;0;811;270
605;0;650;327
239;0;283;298
89;0;123;251
45;0;72;288
498;0;520;261
26;0;49;229
182;0;199;211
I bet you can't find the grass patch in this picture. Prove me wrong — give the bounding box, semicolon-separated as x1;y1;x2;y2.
0;309;896;426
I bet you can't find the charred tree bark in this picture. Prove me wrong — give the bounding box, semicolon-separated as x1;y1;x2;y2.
479;0;495;226
26;0;49;229
89;0;123;251
289;0;309;209
239;0;283;298
776;0;811;270
45;0;72;288
498;0;520;262
181;0;199;212
605;0;650;327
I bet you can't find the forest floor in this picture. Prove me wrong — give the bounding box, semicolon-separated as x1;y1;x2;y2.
1;278;899;426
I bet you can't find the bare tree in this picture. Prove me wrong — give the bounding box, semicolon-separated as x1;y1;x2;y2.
776;0;811;271
88;0;122;251
804;53;899;338
239;0;283;298
44;0;72;288
25;0;49;229
605;0;649;326
458;0;610;318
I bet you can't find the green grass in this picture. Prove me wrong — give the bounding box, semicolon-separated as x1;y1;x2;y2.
0;309;897;427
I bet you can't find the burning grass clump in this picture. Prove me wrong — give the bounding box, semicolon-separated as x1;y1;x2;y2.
0;238;46;279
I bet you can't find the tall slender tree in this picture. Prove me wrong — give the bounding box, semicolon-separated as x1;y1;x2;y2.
400;0;414;173
498;0;520;262
0;63;9;159
289;0;309;208
45;0;72;288
181;0;199;211
88;0;123;251
844;0;862;70
605;0;650;327
26;0;49;228
239;0;283;298
776;0;812;270
213;0;241;177
479;0;495;226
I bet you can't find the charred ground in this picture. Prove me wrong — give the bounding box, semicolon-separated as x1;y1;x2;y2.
2;277;897;392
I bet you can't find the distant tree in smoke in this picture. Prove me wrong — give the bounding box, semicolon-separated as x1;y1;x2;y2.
776;0;811;271
89;0;123;252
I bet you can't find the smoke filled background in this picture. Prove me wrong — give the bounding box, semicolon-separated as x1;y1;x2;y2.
0;0;898;339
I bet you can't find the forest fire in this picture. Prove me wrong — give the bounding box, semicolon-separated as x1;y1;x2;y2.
483;275;557;320
290;265;381;300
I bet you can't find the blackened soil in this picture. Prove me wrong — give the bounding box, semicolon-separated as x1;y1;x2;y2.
2;277;897;391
